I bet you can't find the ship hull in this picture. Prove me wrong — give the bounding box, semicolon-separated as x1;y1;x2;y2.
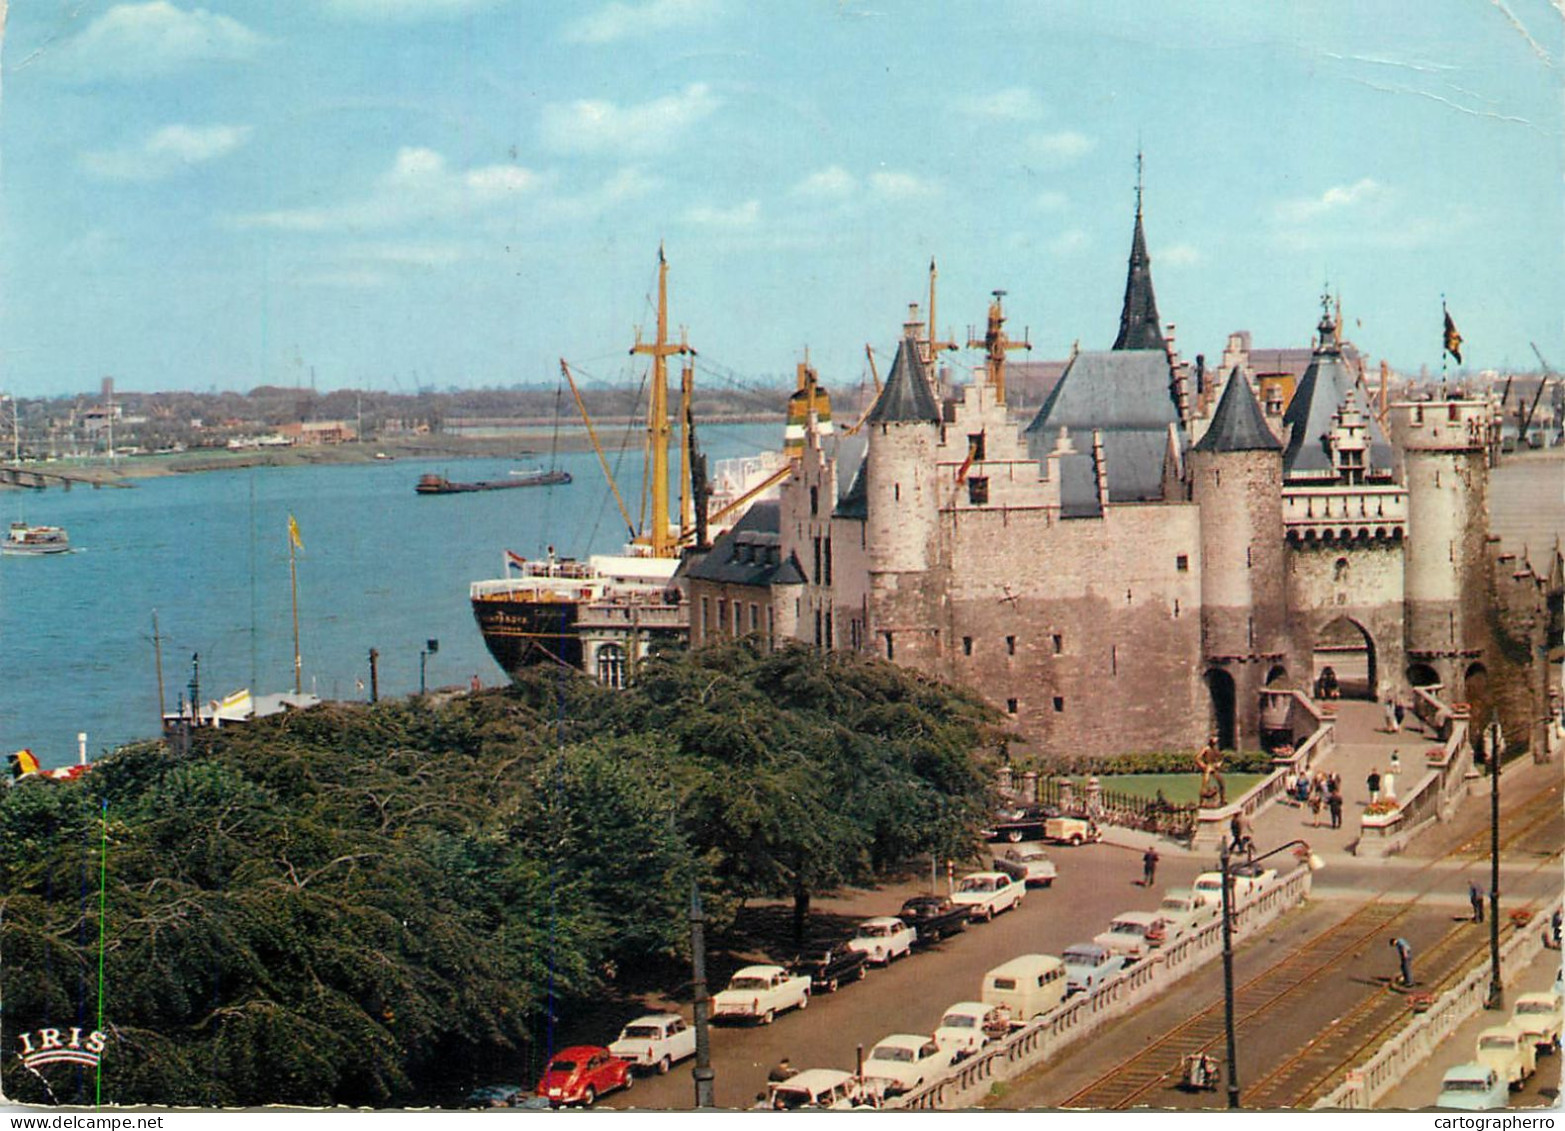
471;594;584;671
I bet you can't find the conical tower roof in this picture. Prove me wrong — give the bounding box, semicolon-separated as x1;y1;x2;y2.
866;335;939;424
1281;302;1392;476
1193;368;1281;453
1112;198;1165;352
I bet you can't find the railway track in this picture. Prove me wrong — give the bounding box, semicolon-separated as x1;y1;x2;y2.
1057;781;1561;1110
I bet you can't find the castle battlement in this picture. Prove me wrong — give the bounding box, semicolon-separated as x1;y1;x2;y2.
1283;484;1407;544
1395;399;1491;451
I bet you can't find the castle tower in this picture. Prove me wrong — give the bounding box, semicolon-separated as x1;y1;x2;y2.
1190;368;1285;743
863;334;941;664
1398;395;1492;698
1112;169;1165;353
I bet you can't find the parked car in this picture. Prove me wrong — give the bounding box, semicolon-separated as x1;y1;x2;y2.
608;1013;696;1075
1511;990;1563;1051
1436;1063;1508;1110
1093;911;1171;961
1061;942;1129;996
861;1034;957;1096
1157;888;1220;941
981;954;1068;1020
465;1083;528;1108
992;844;1058;887
1193;866;1277;906
1044;815;1102;846
1476;1023;1537;1089
789;941;869;993
711;964;812;1025
950;872;1025;921
765;1068;880;1110
983;803;1058;842
847;916;917;964
934;1001;1014;1058
534;1046;632;1107
899;895;970;944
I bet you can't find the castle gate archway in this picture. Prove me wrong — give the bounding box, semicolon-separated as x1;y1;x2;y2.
1312;617;1376;700
1407;662;1441;690
1206;668;1236;750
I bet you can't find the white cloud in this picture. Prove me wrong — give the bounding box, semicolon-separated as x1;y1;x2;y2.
683;200;760;228
543;166;663;221
869;171;939;200
793;166;856;200
81;124;251;181
236;147;541;232
1047;229;1089;256
540;84;720;156
323;0;505;19
1028;130;1095;165
1034;190;1069;212
1274;178;1386;224
959;87;1046;121
562;0;724;44
52;2;268;82
1158;243;1201;267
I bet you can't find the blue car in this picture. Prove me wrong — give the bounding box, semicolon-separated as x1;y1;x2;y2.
1061;942;1128;996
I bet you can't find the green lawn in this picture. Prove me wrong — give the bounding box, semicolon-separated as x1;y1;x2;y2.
1061;773;1268;806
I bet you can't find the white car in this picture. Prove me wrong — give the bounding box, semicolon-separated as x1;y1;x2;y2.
1158;888;1220;941
992;844;1058;887
950;872;1024;921
1092;911;1171;961
1476;1024;1536;1088
1061;942;1129;995
933;1001;1013;1057
766;1068;879;1110
608;1013;696;1075
710;964;811;1025
1512;991;1563;1052
847;916;916;965
1192;866;1277;906
862;1033;957;1096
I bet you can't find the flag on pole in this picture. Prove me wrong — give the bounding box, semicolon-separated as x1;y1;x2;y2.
9;748;39;778
288;514;304;551
1443;309;1463;365
955;437;980;483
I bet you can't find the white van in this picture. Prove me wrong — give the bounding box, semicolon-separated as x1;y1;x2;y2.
981;954;1067;1020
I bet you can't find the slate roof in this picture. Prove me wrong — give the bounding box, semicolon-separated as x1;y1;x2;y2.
835;451;869;519
865;336;939;425
1057;453;1104;519
682;502;804;587
1281;317;1393;477
1113;206;1165;352
1193;368;1281;453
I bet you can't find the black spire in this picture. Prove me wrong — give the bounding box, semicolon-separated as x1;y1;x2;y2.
866;335;939;424
1112;156;1165;353
1193;368;1281;453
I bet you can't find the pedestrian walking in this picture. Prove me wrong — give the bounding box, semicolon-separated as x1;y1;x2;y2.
1328;789;1343;829
1394;700;1406;730
1367;768;1381;805
768;1058;796;1083
1383;698;1398;733
1389;937;1414;987
1229;813;1243;852
1308;780;1323;827
1142;847;1159;887
1383;752;1398;801
1468;880;1485;923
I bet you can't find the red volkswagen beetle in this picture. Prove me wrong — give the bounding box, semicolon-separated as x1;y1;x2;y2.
535;1045;632;1107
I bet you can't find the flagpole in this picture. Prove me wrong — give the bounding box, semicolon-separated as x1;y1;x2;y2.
95;798;109;1109
289;522;302;696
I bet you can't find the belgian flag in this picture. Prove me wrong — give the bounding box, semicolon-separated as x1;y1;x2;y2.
1443;309;1463;365
8;748;39;779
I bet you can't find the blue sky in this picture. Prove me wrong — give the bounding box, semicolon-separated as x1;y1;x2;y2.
2;1;1560;397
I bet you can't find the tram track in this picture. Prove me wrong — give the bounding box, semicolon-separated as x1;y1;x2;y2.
1057;781;1561;1110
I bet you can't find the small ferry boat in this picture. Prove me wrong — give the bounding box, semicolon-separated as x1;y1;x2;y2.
416;469;571;494
2;522;71;555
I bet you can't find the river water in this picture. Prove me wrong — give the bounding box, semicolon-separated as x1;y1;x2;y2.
1;424;777;768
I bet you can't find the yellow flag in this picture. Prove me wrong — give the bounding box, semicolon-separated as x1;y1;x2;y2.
288;514;304;551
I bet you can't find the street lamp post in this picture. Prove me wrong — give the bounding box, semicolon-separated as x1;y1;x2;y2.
689;884;715;1109
419;638;439;695
1218;836;1322;1109
1486;716;1503;1010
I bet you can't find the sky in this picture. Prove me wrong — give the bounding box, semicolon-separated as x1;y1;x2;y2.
0;0;1561;398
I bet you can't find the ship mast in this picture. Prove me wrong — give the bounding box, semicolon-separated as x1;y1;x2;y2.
631;246;691;558
967;290;1031;405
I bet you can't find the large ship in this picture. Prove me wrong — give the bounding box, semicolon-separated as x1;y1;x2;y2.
470;249;825;684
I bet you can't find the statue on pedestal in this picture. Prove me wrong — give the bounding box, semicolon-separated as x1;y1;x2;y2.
1195;734;1226;807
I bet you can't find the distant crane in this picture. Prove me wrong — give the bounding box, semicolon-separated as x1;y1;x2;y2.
1524;343;1555;446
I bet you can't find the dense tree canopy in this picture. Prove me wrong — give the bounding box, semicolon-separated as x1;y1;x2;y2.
0;641;997;1108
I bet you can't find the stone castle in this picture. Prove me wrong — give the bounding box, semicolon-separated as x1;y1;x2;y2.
684;192;1558;761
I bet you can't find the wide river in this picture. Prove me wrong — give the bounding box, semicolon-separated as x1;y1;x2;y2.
1;424;778;769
